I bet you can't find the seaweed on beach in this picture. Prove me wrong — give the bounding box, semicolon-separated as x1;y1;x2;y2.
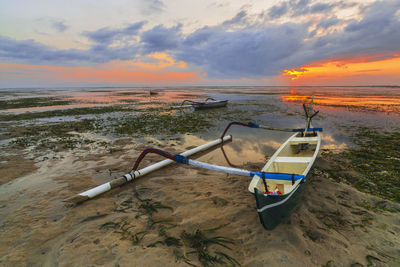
7;119;98;149
339;128;400;202
180;229;240;267
0;105;135;121
147;227;182;248
115;189;239;266
0;97;74;110
308;208;348;229
321;127;400;203
100;218;147;246
116;189;175;228
115;111;213;136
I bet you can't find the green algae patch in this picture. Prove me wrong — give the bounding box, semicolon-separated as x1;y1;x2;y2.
8;119;98;149
115;112;213;136
0;105;136;121
325;128;400;203
0;97;74;110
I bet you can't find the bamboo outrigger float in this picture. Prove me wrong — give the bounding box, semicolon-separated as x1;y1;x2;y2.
65;135;233;203
66;99;321;230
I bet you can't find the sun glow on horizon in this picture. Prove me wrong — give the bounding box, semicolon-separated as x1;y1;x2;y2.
283;69;308;80
282;54;400;85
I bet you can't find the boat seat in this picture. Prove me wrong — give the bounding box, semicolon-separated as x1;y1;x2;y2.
274;157;312;163
290;137;319;145
266;179;294;185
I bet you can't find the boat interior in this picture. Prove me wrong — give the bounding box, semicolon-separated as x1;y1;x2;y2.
250;132;319;195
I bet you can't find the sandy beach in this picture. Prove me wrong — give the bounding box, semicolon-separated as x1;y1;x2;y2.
1;87;400;266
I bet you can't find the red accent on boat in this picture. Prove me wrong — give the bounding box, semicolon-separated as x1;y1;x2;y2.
132;148;175;171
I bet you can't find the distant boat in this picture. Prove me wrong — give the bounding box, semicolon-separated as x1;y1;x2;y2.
173;98;228;110
192;98;228;110
149;90;160;95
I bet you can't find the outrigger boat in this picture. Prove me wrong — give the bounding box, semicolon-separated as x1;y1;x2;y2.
66;100;321;230
248;101;321;229
149;90;160;95
173;98;228;110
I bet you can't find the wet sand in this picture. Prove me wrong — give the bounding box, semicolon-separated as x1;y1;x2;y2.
1;136;399;267
1;87;400;266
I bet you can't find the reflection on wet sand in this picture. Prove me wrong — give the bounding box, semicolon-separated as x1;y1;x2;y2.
182;134;284;168
0;89;206;113
67;90;205;105
282;94;400;113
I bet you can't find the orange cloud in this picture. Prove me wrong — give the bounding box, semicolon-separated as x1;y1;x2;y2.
106;52;187;72
282;54;400;85
58;66;197;83
0;54;199;85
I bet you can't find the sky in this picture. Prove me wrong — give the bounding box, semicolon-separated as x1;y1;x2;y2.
0;0;400;87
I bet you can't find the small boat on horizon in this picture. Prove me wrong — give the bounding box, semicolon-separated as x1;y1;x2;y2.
173;97;228;110
149;90;160;95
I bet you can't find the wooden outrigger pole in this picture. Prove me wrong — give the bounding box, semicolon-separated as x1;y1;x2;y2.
65;135;232;204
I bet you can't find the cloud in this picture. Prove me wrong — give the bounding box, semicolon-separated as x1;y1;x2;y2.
267;0;356;18
268;2;289;19
139;0;165;16
0;62;199;86
84;21;146;44
316;0;400;56
175;0;400;78
0;0;399;81
52;20;68;32
0;35;139;65
316;17;340;29
176;23;309;78
141;24;182;53
222;10;248;26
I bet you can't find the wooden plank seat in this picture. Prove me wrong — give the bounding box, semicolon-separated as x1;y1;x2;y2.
290;137;319;145
274;156;313;163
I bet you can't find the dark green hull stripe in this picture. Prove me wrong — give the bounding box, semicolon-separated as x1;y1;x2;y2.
254;181;307;230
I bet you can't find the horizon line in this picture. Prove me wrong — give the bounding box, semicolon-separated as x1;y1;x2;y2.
1;84;399;90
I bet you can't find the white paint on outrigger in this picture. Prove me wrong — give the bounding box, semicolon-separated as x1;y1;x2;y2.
188;160;251;177
71;135;232;202
83;183;112;198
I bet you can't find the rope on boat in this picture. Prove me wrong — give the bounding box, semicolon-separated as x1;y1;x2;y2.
220;121;257;139
131;148;176;171
260;172;268;192
219;121;319;139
